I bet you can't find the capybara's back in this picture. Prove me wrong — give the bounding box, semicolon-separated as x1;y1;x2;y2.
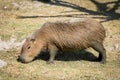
18;18;106;64
41;18;105;50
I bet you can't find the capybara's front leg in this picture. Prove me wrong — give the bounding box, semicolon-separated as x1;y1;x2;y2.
47;45;58;64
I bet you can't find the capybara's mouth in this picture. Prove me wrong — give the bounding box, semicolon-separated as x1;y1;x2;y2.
17;56;33;64
17;56;26;63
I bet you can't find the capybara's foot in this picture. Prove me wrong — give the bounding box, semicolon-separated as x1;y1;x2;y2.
100;60;106;64
93;58;106;64
46;61;54;64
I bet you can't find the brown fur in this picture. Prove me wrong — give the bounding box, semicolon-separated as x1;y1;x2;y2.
18;18;106;63
34;18;105;50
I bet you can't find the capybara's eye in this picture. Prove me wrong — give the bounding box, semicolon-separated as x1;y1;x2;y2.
28;46;31;49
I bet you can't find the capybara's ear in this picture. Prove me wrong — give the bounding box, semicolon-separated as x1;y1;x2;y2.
30;38;35;42
30;34;36;42
26;37;30;41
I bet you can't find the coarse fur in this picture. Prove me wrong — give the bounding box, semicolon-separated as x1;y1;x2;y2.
18;18;106;64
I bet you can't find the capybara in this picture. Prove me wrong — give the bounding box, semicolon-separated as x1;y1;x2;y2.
17;18;106;64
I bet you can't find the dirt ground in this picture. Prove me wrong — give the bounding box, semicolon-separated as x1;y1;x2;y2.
0;0;120;80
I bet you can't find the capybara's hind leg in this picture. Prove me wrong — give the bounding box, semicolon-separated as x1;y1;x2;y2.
47;45;58;64
91;41;106;64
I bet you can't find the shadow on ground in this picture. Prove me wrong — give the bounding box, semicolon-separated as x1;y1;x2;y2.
18;0;120;22
35;50;98;62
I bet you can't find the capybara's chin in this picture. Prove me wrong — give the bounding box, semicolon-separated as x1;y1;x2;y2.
17;56;34;63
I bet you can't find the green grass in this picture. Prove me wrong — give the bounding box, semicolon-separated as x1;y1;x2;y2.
0;16;45;41
0;50;120;80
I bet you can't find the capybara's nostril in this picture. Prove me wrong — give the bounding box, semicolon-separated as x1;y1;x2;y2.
17;55;26;63
17;56;21;62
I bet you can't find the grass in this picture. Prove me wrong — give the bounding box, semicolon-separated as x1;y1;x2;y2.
0;50;120;80
0;0;120;80
0;15;44;41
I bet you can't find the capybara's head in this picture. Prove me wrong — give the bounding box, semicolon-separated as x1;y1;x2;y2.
17;37;43;63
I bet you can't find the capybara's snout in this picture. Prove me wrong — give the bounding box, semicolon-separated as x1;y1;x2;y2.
17;54;34;63
17;55;26;63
